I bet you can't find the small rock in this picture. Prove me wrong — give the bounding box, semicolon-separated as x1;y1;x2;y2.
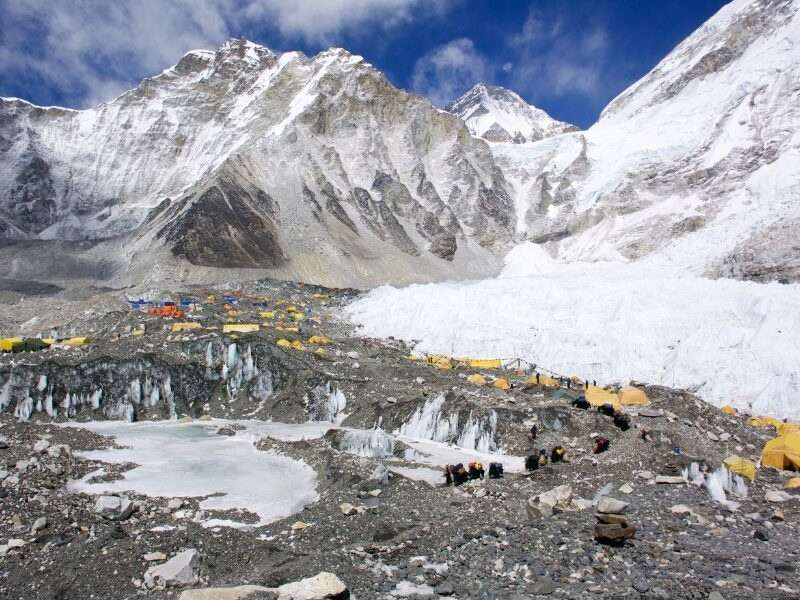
706;431;720;442
33;439;51;453
597;497;629;514
7;539;26;549
290;521;309;530
529;576;555;595
595;513;628;526
31;517;48;534
754;528;769;542
655;475;685;485
633;579;650;593
167;498;185;510
594;523;636;545
637;471;654;480
671;504;692;515
144;551;168;562
618;483;634;495
368;488;382;497
144;549;199;589
771;509;785;522
339;503;358;516
765;490;792;503
708;592;725;600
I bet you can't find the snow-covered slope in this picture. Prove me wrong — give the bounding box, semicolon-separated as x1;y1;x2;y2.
0;40;513;287
497;0;800;283
447;84;578;143
347;242;800;420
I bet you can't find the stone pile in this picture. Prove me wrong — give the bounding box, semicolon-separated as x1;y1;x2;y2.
593;496;636;545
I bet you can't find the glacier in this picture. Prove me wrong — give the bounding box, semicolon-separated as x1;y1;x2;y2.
347;242;800;420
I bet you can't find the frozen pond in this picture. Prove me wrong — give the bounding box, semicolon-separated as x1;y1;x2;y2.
67;420;328;528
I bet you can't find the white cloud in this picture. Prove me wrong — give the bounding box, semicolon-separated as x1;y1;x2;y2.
242;0;456;45
0;0;456;107
411;38;491;106
507;8;612;102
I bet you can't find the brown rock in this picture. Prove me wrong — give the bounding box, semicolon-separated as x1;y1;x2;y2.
594;523;636;545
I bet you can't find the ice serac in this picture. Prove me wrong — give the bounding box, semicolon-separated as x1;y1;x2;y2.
0;39;513;287
495;0;800;283
447;83;578;144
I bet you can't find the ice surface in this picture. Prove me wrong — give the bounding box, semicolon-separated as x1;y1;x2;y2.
66;420;322;528
347;245;800;420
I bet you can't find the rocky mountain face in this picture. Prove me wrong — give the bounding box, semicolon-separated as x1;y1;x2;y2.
495;0;800;282
447;83;578;143
0;40;513;287
1;0;799;287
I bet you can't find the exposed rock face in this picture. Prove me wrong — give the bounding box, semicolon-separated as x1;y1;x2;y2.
0;40;513;287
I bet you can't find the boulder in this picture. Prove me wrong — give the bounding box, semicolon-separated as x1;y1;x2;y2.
179;586;276;600
144;549;200;589
527;485;576;519
339;503;358;516
277;572;349;599
596;497;629;514
765;490;792;503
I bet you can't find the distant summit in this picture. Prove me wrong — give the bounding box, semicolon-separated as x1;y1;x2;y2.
447;83;578;143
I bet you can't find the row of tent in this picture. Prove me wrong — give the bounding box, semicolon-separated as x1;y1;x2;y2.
1;336;90;353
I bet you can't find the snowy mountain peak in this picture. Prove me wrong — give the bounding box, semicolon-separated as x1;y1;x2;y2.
448;83;578;143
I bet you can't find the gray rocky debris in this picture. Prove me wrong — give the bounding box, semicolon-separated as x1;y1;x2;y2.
144;548;200;589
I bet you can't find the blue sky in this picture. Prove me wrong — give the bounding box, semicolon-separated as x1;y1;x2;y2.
0;0;729;128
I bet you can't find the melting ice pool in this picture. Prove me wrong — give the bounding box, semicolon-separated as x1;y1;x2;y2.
66;420;328;529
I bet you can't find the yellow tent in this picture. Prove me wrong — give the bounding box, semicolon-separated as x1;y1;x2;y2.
619;386;650;406
291;340;304;351
777;422;800;436
721;405;737;415
277;339;292;349
62;337;90;347
291;312;305;322
223;323;259;334
784;477;800;489
467;374;487;386
585;386;622;411
494;378;511;390
722;455;757;481
749;416;783;429
313;347;327;356
308;335;331;345
171;322;202;332
465;358;502;369
761;433;800;471
259;311;275;319
132;325;145;337
526;374;561;388
0;337;23;352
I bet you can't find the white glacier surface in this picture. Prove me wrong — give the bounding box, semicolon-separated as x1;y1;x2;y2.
66;420;325;528
346;243;800;420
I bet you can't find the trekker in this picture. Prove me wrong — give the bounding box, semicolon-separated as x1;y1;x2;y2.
468;461;485;480
551;446;566;463
488;462;504;479
572;396;590;410
613;412;631;431
529;423;538;442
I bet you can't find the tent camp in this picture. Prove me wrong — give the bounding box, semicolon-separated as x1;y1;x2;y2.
619;386;650;406
585;386;622;411
761;433;800;471
526;374;561;388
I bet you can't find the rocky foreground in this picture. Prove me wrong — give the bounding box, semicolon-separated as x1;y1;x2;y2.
0;279;798;600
